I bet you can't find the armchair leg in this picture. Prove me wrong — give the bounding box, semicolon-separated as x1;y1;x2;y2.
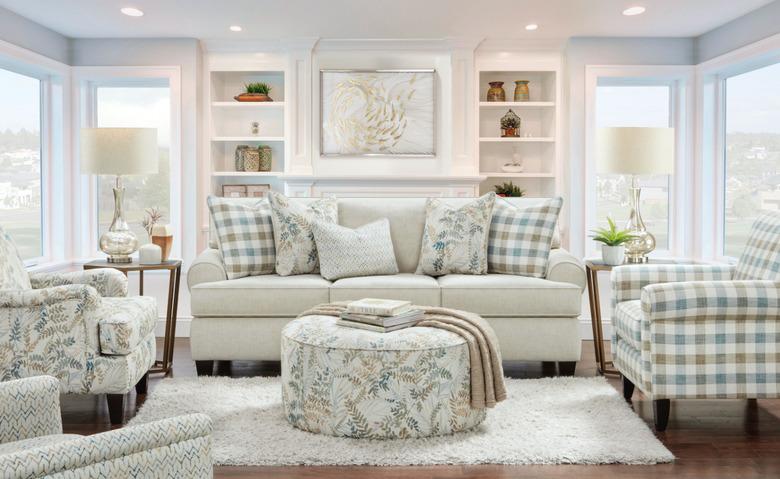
622;376;635;402
106;394;125;425
195;360;214;376
135;372;149;395
653;399;671;432
558;361;576;376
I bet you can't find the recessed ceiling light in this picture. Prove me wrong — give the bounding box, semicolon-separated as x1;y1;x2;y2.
229;25;242;32
525;24;539;31
120;7;144;17
622;6;646;16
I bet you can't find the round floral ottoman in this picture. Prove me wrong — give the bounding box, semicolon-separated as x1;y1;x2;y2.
281;315;485;439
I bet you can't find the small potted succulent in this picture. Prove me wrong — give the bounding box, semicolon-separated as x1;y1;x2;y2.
591;217;634;266
493;181;525;197
235;82;273;102
500;109;521;137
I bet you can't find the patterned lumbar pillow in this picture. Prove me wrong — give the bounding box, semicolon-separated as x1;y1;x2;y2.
207;196;275;280
268;192;338;276
488;197;563;278
312;218;399;281
416;193;496;276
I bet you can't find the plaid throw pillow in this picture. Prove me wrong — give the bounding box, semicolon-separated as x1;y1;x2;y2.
207;196;275;280
734;210;780;281
488;197;563;278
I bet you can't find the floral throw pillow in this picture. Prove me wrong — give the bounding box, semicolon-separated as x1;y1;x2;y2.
268;192;338;276
415;193;496;276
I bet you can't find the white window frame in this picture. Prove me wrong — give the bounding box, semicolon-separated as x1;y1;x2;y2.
0;39;69;268
696;33;780;262
72;66;182;261
584;65;695;259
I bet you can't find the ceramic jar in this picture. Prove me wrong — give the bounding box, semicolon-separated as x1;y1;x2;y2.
601;245;625;266
151;224;173;262
139;244;162;265
514;80;530;102
487;81;506;102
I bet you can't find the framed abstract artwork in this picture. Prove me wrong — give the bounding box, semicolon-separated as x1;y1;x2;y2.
320;69;435;157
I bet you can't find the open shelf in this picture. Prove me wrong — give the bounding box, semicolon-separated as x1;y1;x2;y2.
479;101;554;108
211;136;285;142
212;101;285;108
479;137;555;143
479;172;555;178
212;171;283;177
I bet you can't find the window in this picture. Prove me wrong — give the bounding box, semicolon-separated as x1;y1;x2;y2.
95;84;171;246
723;62;780;258
595;84;672;250
0;67;42;261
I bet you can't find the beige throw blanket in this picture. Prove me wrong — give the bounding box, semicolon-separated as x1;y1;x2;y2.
298;302;507;409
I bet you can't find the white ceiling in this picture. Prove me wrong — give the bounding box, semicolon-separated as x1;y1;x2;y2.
0;0;774;41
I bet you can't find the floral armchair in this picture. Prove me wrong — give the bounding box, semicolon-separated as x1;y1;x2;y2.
611;211;780;431
0;376;213;478
0;227;157;424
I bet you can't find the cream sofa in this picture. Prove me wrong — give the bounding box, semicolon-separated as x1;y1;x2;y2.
188;197;586;375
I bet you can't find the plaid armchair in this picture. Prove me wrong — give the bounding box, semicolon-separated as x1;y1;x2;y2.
0;376;213;478
0;227;157;424
611;211;780;431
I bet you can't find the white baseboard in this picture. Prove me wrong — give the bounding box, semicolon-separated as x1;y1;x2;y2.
156;317;611;341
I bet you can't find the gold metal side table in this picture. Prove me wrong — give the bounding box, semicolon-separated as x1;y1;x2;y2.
83;259;182;375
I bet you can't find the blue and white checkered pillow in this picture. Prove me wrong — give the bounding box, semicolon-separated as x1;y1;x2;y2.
487;197;563;278
734;210;780;281
207;196;275;279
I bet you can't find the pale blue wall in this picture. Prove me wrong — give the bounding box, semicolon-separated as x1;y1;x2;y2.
695;1;780;63
0;6;69;63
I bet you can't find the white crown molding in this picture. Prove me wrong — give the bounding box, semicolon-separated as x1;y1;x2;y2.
202;37;319;53
315;38;477;52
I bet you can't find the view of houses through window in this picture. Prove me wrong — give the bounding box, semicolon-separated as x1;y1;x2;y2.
724;61;780;257
0;67;42;261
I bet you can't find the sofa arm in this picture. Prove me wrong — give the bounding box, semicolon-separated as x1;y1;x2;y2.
641;280;780;322
611;263;734;304
30;269;128;297
0;414;213;478
0;284;101;309
546;249;586;291
188;248;227;290
0;376;62;444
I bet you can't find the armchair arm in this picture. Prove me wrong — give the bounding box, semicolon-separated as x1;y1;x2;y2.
0;284;101;309
546;248;586;290
641;280;780;322
29;269;128;297
611;263;735;304
188;248;227;290
0;414;213;478
0;376;62;444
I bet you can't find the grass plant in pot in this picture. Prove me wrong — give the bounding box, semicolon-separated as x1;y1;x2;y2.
235;82;273;102
493;181;525;197
591;217;633;266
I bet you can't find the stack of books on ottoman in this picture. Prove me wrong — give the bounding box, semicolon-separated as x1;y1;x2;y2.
337;299;423;333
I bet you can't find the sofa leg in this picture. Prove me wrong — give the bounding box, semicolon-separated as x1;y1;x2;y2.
106;394;125;425
653;399;671;432
558;361;576;376
135;372;149;395
195;360;214;376
622;376;635;402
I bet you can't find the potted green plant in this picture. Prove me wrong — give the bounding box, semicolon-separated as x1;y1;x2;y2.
500;109;521;137
493;181;525;197
591;217;634;266
234;82;273;102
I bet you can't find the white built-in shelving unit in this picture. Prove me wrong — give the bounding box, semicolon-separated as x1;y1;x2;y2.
206;66;288;193
475;65;561;197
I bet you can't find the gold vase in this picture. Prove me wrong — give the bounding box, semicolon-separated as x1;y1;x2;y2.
487;82;506;102
514;80;530;102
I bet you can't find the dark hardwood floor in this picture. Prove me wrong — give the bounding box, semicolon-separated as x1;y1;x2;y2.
59;339;780;478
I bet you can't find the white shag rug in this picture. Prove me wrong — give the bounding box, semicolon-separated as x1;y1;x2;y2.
128;376;673;466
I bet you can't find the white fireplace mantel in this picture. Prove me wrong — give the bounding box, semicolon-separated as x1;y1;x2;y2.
282;175;487;198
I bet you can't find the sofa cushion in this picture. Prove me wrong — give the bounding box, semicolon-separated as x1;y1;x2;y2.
98;296;158;355
207;196;275;279
330;274;440;306
488;197;562;278
191;274;331;317
437;274;581;317
312;219;398;280
416;193;496;276
613;300;644;352
268;192;338;276
0;434;81;456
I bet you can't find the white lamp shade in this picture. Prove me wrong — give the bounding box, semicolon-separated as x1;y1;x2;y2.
596;127;675;175
80;128;158;175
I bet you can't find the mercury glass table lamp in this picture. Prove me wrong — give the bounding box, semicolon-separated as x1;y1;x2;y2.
596;127;675;263
81;128;158;263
